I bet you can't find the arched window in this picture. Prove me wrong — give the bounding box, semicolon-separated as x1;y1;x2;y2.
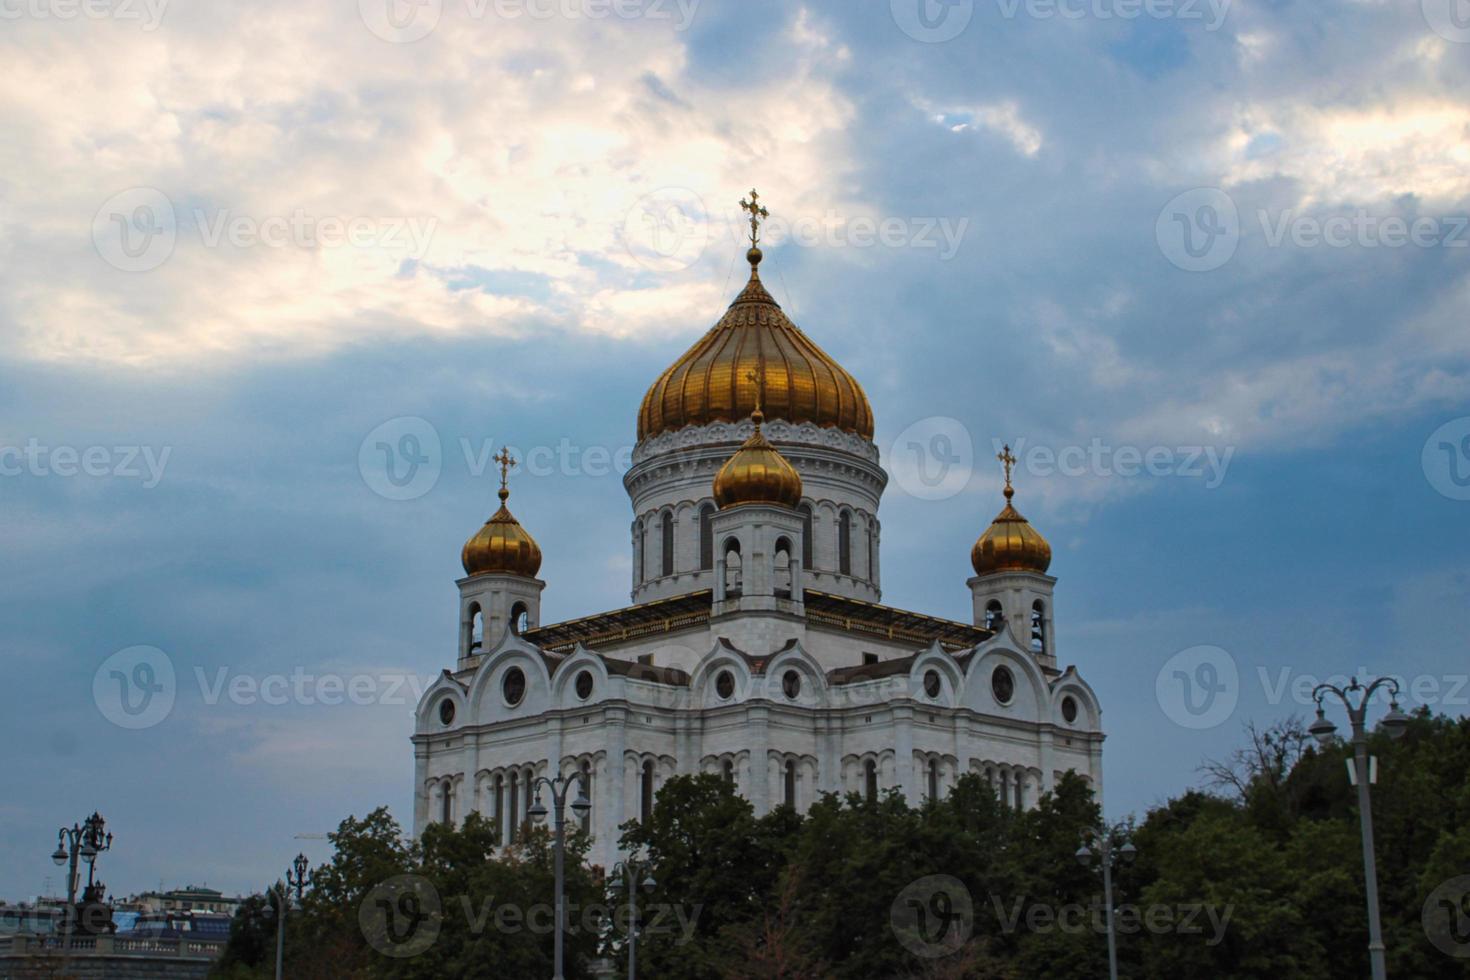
510;602;529;635
1031;601;1046;653
441;782;454;825
723;538;742;597
773;538;792;598
928;759;939;802
699;504;715;570
722;758;735;785
1015;772;1025;810
661;511;675;577
838;511;852;576
640;760;656;822
508;771;519;842
468;604;483;655
798;504;814;569
999;769;1010;810
784;760;797;808
579;761;593;834
867;519;876;581
984;600;1004;631
633;519;645;586
493;774;505;845
864;758;878;802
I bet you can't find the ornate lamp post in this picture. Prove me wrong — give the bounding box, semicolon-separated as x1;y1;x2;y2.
50;812;112;955
1075;829;1137;980
1309;676;1410;980
264;853;310;980
529;772;591;980
608;856;657;980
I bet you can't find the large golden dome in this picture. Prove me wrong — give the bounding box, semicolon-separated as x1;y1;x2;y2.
637;250;874;441
462;485;542;578
971;446;1051;576
713;412;804;510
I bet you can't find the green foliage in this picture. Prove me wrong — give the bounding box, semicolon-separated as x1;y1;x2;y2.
213;712;1470;979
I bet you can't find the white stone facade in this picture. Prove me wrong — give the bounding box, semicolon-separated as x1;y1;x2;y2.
412;412;1105;871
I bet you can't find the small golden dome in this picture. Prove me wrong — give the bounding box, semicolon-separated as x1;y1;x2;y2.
637;248;874;442
971;447;1051;576
462;452;542;577
713;411;804;510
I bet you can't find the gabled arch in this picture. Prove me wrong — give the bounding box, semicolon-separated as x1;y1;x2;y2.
550;645;612;707
689;640;754;708
414;670;468;734
467;631;553;725
960;639;1049;722
909;642;963;707
763;642;826;706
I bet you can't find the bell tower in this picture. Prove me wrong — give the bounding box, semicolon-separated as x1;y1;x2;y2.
457;448;544;664
968;445;1057;669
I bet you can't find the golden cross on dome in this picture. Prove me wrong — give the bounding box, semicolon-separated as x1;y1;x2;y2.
745;356;767;426
739;188;769;248
494;447;517;495
998;444;1017;498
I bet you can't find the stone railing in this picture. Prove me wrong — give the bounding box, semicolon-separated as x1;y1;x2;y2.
0;933;226;959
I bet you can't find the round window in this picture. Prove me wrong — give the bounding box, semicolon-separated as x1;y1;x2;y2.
716;670;735;700
503;666;526;706
923;669;942;699
992;666;1015;706
438;698;456;725
782;670;802;700
1062;695;1078;724
575;670;594;701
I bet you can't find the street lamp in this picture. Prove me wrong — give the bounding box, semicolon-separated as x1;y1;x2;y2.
263;853;310;980
51;812;112;955
608;856;657;979
1076;827;1137;980
1311;675;1410;980
529;771;591;980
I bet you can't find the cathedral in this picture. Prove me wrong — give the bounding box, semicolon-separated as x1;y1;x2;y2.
411;200;1104;868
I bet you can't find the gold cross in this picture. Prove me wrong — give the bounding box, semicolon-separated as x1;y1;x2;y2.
997;444;1017;494
494;447;517;492
745;356;767;424
739;188;769;248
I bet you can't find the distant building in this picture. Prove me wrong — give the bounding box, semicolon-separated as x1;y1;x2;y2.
135;886;240;915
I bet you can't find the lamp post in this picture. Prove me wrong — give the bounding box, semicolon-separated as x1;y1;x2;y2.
529;771;592;980
1310;676;1411;980
50;812;111;959
265;853;310;980
1075;828;1136;980
608;857;657;980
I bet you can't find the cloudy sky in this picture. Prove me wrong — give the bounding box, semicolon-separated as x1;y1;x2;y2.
2;0;1469;900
